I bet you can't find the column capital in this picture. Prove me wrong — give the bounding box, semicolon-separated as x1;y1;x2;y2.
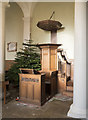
0;2;10;9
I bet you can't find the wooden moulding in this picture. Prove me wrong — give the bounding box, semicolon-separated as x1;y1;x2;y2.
19;68;34;74
37;43;62;47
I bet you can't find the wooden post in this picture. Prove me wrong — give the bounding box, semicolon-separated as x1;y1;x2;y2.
4;84;6;104
51;30;57;44
2;81;9;104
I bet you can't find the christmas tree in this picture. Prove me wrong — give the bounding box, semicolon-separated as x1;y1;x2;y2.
5;39;41;85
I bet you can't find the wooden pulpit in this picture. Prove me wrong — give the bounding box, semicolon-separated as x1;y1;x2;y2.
38;44;61;97
19;44;62;105
37;44;61;71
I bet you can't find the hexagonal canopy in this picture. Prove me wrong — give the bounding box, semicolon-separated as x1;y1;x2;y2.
37;20;62;31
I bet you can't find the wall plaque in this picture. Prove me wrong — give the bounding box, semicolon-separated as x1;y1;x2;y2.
7;42;17;52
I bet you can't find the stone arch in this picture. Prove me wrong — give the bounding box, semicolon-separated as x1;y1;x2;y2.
16;2;29;17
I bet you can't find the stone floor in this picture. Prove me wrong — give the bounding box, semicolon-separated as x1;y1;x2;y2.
2;99;72;118
2;88;79;119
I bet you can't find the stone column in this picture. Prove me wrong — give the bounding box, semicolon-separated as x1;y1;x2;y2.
0;2;7;120
23;16;31;42
67;2;86;118
0;2;7;82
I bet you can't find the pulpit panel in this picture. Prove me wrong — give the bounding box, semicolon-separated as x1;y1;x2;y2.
34;84;40;101
27;84;34;100
42;48;50;71
20;82;27;98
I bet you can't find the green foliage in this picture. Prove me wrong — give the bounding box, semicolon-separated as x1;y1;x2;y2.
5;39;41;84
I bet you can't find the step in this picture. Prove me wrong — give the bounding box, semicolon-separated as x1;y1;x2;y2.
67;80;73;86
63;91;73;97
67;86;73;92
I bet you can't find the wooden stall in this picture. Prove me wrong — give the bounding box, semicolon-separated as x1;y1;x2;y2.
19;72;46;105
40;70;58;98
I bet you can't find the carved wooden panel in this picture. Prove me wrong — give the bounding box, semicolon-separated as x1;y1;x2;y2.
50;55;55;70
20;82;27;98
40;45;58;71
19;73;46;105
50;49;57;71
42;48;49;71
34;84;40;101
42;54;49;70
27;84;34;100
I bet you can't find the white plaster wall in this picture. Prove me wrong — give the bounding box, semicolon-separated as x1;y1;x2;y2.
5;2;24;60
31;2;74;59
